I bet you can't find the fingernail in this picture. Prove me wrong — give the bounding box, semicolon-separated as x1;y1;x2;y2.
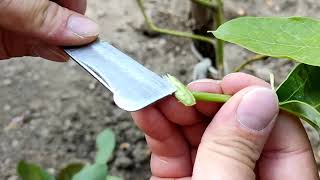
237;88;278;131
188;79;221;85
67;15;99;37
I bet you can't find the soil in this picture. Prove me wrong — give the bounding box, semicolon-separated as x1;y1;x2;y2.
1;0;320;179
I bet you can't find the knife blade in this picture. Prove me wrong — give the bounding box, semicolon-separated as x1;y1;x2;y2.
64;39;176;112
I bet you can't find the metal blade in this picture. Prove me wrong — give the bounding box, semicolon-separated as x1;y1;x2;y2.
64;39;176;111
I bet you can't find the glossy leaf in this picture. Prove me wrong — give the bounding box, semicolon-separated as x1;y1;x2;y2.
165;74;196;106
95;129;116;164
17;161;54;180
213;16;320;66
57;163;84;180
277;64;320;129
106;176;122;180
72;164;107;180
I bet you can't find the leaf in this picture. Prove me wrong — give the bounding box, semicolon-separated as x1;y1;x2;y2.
95;129;116;164
276;63;320;130
17;160;55;180
164;74;196;106
213;16;320;66
72;164;107;180
106;176;123;180
57;163;84;180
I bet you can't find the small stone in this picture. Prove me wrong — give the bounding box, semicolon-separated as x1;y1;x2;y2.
119;143;131;151
3;79;12;86
114;156;133;168
89;83;96;90
237;8;246;16
4;104;11;111
47;168;55;175
7;176;18;180
132;143;150;163
11;140;19;148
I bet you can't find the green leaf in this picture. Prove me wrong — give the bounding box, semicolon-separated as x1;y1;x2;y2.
57;163;84;180
164;74;196;106
72;164;107;180
106;176;122;180
17;160;55;180
277;63;320;130
95;129;116;164
213;16;320;66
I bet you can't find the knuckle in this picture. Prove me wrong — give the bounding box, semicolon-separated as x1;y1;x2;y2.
0;0;12;9
28;0;67;37
201;133;261;169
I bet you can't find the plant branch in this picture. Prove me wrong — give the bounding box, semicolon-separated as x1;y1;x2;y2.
192;91;231;103
214;0;224;74
137;0;214;44
190;0;217;9
234;55;269;72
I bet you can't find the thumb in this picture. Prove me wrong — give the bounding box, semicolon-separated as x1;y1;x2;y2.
0;0;99;46
193;86;279;180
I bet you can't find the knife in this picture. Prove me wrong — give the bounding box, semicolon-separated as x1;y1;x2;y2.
63;39;176;112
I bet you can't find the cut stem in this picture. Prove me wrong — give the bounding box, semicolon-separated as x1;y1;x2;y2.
192;91;231;103
137;0;214;44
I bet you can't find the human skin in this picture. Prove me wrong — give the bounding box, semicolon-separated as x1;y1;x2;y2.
1;1;318;179
0;0;99;61
132;73;319;180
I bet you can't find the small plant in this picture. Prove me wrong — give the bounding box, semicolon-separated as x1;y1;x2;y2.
166;16;320;130
17;129;122;180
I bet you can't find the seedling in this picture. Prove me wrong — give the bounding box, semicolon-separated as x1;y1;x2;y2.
17;129;122;180
167;16;320;130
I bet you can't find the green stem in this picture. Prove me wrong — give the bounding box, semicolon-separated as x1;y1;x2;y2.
234;55;269;72
190;0;217;9
137;0;215;44
214;0;224;75
192;91;231;103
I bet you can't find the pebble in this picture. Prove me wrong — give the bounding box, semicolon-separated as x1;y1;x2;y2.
114;156;133;168
89;83;96;90
3;79;12;86
3;104;11;111
119;142;131;151
7;176;18;180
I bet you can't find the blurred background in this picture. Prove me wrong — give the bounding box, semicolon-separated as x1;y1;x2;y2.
1;0;320;179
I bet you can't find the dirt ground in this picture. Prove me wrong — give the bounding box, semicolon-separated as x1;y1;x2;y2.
1;0;320;179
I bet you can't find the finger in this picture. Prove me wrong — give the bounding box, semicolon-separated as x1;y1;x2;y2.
187;79;223;117
0;31;69;61
221;72;270;94
150;176;191;180
0;0;99;46
182;122;208;147
31;43;69;62
157;96;203;126
258;112;319;180
54;0;87;14
193;86;279;180
131;106;192;178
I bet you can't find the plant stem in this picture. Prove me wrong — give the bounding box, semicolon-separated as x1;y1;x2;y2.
214;0;224;75
192;91;231;103
137;0;214;44
234;55;269;72
190;0;217;9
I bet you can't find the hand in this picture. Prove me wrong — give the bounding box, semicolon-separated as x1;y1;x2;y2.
131;73;319;180
0;0;99;61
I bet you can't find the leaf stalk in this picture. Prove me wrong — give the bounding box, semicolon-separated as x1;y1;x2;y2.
137;0;215;44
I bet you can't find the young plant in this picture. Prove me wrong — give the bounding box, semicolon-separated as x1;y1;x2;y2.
166;16;320;130
17;129;122;180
